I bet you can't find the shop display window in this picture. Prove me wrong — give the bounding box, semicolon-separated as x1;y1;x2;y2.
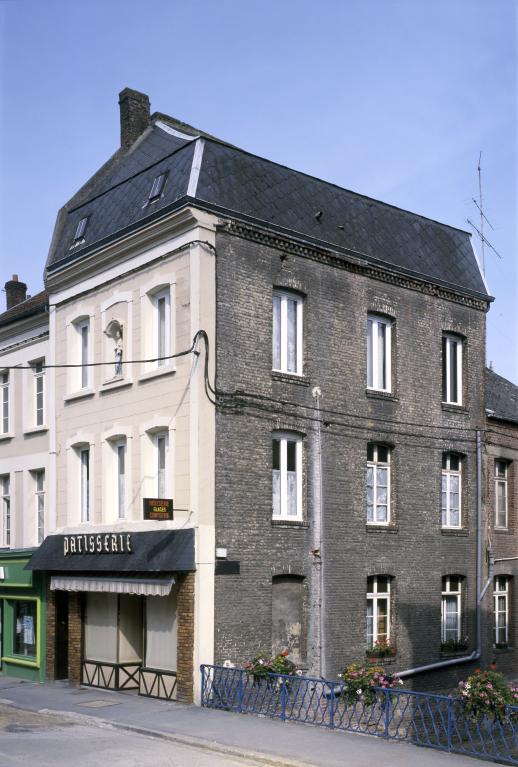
13;600;37;657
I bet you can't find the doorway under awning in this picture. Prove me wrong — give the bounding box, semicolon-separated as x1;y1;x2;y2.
50;575;175;597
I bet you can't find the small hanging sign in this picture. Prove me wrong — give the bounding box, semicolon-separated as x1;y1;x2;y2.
143;498;174;521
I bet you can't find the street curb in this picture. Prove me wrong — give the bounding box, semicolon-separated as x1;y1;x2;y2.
33;705;320;767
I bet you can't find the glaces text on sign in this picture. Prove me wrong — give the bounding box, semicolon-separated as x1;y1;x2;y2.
143;498;174;521
63;533;133;556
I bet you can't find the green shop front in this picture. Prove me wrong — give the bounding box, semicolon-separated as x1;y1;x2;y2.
0;548;46;682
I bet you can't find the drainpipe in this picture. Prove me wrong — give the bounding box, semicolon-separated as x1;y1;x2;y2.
397;429;484;679
311;386;325;678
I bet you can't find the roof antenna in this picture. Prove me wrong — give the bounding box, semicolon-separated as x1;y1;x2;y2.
467;151;502;275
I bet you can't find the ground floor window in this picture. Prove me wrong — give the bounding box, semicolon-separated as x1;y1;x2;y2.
441;575;462;643
367;575;390;649
145;590;177;671
13;600;37;657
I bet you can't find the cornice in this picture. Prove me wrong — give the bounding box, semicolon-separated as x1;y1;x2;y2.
220;220;490;312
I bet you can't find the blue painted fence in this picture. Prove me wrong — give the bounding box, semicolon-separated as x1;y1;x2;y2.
201;664;518;765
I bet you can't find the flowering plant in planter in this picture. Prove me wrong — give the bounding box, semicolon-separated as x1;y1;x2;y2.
365;638;396;659
244;650;297;681
338;663;403;706
440;638;468;654
458;668;517;722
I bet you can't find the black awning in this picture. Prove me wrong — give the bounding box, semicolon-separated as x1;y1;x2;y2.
26;528;195;573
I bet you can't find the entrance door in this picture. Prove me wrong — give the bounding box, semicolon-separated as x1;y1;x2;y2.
55;592;69;680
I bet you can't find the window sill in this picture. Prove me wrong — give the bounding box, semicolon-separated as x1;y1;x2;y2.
494;527;511;535
138;365;176;383
271;371;310;387
441;402;468;414
101;377;133;392
441;528;469;537
365;389;397;402
366;524;399;534
271;518;307;528
2;655;39;668
23;425;48;436
0;432;14;442
440;650;469;658
366;655;396;665
493;645;513;653
64;388;95;403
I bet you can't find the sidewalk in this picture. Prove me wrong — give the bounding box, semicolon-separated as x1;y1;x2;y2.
0;676;496;767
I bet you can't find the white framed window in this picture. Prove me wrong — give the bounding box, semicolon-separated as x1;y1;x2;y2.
32;361;45;426
272;433;303;520
272;290;303;375
367;576;390;648
441;453;462;528
495;460;508;529
153;290;170;368
367;444;391;524
494;576;509;646
80;447;91;522
441;576;462;642
34;470;45;544
442;334;463;405
1;371;9;433
115;441;126;519
367;315;392;392
155;432;168;497
1;475;10;547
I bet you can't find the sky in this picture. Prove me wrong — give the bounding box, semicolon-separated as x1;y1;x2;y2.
0;0;516;381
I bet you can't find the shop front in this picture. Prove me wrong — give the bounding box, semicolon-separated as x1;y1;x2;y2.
26;529;195;702
0;548;46;682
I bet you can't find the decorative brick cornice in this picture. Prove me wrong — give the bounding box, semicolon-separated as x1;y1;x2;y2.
219;220;489;312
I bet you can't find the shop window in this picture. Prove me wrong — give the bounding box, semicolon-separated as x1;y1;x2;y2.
13;600;37;658
145;589;178;671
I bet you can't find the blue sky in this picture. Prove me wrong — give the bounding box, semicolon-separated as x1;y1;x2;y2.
1;0;516;381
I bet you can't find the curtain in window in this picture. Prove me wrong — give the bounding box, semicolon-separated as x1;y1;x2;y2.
286;298;297;373
272;295;281;370
85;593;118;662
145;591;177;671
443;596;459;641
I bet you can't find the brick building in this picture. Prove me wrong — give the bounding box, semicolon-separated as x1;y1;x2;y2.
18;87;515;700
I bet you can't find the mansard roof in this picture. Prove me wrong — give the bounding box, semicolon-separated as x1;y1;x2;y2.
486;368;518;426
46;117;489;301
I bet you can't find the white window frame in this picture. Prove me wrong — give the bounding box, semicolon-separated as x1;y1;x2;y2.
115;441;127;520
442;334;463;405
366;576;391;648
367;315;392;392
153;289;171;368
366;444;391;525
1;371;9;434
154;431;169;498
80;447;91;523
272;290;303;376
1;475;10;547
272;432;303;521
441;453;462;529
493;576;509;645
32;361;45;427
494;460;508;530
441;576;462;642
34;470;45;544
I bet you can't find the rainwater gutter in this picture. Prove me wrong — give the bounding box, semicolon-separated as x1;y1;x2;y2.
397;429;484;679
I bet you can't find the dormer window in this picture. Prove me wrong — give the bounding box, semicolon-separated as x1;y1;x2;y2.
148;172;167;202
73;217;89;243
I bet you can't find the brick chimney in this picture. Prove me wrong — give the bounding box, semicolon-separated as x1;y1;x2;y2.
118;88;151;149
5;274;27;310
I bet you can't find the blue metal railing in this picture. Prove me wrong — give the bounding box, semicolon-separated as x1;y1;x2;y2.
200;664;518;765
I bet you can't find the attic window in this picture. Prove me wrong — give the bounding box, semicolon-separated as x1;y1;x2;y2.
73;217;89;243
148;172;167;202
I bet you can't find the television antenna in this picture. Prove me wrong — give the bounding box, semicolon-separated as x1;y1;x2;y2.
467;151;502;275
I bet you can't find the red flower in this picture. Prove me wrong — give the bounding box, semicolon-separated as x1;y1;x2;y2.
280;650;289;657
489;662;497;670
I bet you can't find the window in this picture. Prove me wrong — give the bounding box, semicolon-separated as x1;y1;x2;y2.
1;475;10;547
442;334;463;405
495;460;508;529
34;470;45;544
155;432;168;497
272;434;302;519
1;371;9;433
441;576;462;642
13;600;37;657
33;361;45;426
442;453;462;528
80;448;90;522
494;576;509;646
153;290;170;367
148;172;168;202
367;576;390;648
367;315;392;392
272;290;303;375
116;442;126;519
73;216;88;243
72;319;90;389
367;444;390;524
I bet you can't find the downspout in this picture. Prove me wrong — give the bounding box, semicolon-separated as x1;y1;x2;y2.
311;386;325;678
397;429;484;678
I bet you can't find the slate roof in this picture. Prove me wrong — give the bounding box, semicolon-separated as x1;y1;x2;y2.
486;368;518;426
46;120;490;300
0;290;48;329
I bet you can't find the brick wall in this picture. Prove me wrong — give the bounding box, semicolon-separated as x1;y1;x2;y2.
213;225;488;689
68;593;82;686
176;572;194;703
45;586;56;680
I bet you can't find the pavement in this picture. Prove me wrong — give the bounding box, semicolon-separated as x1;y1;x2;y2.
0;676;497;767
